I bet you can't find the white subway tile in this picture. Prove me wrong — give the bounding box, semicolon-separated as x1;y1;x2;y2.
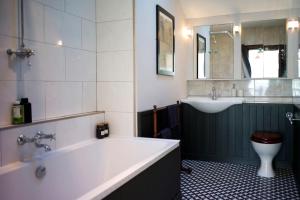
55;116;92;149
97;20;133;52
82;20;96;51
23;0;44;42
21;41;65;81
65;48;96;81
65;0;95;21
0;0;18;37
63;14;82;48
99;82;133;112
98;51;133;82
96;0;133;22
45;82;82;118
0;81;18;126
45;7;81;48
104;112;134;137
0;35;21;81
82;82;97;113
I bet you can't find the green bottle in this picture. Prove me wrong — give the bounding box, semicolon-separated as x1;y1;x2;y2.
12;100;24;125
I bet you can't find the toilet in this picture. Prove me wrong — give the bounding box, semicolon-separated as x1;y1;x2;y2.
251;132;282;178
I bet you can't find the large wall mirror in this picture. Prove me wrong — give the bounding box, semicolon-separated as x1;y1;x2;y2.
194;19;289;80
241;19;287;79
195;24;234;79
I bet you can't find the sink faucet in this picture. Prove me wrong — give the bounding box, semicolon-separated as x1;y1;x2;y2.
17;131;55;152
211;87;217;100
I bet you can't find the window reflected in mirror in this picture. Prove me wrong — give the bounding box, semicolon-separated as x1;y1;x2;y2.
241;19;287;79
197;34;206;78
298;23;300;77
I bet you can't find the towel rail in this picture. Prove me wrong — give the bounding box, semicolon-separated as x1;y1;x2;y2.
153;101;180;138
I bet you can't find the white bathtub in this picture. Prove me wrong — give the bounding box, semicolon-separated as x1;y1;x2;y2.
0;137;179;200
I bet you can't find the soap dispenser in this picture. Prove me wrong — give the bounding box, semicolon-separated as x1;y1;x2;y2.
231;84;237;97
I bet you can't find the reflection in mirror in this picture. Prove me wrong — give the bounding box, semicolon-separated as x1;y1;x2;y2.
197;34;206;78
241;19;287;79
195;24;234;79
298;20;300;77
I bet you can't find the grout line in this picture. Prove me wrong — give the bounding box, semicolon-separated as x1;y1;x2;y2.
96;18;133;24
0;33;97;53
80;18;83;49
31;0;96;23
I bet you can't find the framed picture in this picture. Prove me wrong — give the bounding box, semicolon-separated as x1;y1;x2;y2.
196;34;206;78
156;5;175;76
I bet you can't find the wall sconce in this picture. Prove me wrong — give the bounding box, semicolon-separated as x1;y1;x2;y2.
233;25;241;35
287;19;299;30
183;27;193;38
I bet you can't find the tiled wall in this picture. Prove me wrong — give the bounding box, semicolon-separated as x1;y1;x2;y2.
0;113;104;167
0;0;97;126
96;0;135;137
187;79;294;102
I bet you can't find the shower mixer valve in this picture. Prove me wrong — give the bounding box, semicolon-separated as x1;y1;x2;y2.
7;47;35;58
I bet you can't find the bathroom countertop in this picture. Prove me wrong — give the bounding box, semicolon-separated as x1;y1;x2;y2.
184;96;295;104
244;97;294;104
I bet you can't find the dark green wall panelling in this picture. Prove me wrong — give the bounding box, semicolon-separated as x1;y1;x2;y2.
181;103;294;167
293;106;300;186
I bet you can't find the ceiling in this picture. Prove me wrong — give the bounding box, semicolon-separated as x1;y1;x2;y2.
179;0;300;19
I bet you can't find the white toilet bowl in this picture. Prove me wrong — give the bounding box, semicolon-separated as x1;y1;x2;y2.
251;141;281;178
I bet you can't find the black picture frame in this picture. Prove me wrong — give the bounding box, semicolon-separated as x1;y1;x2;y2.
156;5;175;76
196;33;206;79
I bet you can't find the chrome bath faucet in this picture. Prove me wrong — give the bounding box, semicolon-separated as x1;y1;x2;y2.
17;131;56;152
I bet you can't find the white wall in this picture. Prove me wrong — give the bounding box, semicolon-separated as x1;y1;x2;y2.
96;0;135;137
135;0;188;112
0;0;97;125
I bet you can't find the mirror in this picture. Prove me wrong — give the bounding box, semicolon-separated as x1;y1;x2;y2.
241;19;287;79
195;24;234;79
196;34;206;78
298;19;300;77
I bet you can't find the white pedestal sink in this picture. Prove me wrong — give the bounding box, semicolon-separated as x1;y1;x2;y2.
181;97;245;113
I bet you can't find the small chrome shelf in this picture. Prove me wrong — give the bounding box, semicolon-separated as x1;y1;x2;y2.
0;111;104;131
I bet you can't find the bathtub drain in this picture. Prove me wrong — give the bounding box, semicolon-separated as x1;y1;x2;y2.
35;165;46;179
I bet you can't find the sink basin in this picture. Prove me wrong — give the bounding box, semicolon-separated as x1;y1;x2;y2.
181;97;245;113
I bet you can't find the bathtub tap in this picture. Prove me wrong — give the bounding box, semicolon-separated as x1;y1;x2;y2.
17;131;55;152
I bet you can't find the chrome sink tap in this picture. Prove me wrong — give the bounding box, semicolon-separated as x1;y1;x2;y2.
210;87;217;100
17;131;56;152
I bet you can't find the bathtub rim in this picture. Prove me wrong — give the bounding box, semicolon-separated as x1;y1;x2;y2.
77;137;180;200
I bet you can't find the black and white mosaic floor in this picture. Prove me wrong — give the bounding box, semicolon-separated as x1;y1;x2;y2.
180;160;300;200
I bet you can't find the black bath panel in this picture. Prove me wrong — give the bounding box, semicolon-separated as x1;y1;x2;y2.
293;106;300;189
103;147;181;200
181;103;294;167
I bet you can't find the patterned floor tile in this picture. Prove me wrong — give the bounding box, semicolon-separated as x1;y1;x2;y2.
180;160;300;200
